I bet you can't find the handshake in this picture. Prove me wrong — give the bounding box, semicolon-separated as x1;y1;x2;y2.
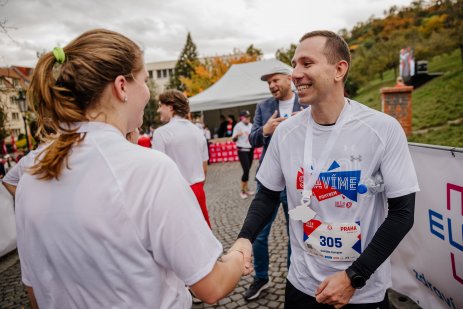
223;238;254;276
189;238;254;304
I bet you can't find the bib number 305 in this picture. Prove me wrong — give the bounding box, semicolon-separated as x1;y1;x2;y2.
319;236;342;248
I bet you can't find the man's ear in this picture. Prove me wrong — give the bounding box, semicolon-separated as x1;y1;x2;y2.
114;75;128;102
334;60;349;82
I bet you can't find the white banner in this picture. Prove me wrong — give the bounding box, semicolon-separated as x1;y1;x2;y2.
391;144;463;309
0;183;16;257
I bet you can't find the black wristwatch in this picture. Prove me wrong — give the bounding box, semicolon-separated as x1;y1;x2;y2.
345;268;366;289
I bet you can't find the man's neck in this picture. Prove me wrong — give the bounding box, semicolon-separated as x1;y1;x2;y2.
171;115;185;121
311;96;346;125
279;91;294;102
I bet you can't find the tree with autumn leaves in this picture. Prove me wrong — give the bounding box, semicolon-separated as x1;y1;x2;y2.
170;0;460;98
343;0;462;93
167;31;263;96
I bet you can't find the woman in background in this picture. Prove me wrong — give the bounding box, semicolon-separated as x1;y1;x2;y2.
232;110;254;199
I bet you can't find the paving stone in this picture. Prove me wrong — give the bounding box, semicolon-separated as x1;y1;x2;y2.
267;300;280;308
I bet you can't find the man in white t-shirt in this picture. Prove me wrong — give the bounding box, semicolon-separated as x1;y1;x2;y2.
234;30;419;308
152;90;211;228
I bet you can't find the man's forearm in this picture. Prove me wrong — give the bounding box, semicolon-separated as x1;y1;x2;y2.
249;126;265;148
348;193;416;280
238;184;281;242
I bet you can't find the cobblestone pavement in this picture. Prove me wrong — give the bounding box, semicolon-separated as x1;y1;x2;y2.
0;161;419;309
192;162;288;309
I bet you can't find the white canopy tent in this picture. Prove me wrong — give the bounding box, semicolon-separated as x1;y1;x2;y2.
189;59;292;112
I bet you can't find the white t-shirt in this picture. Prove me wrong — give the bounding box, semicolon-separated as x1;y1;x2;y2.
152;116;209;185
257;99;419;303
204;128;211;140
15;122;222;309
232;121;253;149
278;95;295;118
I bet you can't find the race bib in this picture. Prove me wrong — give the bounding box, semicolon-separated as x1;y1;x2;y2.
303;220;362;261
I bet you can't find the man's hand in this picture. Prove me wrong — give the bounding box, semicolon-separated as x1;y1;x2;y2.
315;271;356;308
263;111;286;136
229;238;253;276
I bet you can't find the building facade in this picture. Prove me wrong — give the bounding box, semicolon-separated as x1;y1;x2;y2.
145;59;177;94
0;67;32;140
145;54;242;95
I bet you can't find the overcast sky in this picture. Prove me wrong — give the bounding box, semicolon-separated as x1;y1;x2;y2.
0;0;415;67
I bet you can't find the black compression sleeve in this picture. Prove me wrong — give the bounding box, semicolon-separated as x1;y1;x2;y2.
237;184;281;242
347;193;416;280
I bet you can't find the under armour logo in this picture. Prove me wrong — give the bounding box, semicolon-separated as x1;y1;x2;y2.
350;155;362;162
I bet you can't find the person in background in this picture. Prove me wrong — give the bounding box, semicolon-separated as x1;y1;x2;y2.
194;116;205;130
204;125;212;141
152;90;212;228
244;63;305;301
0;157;5;179
217;115;228;138
226;115;237;137
233;30;418;308
3;154;16;173
15;28;250;309
232;110;255;199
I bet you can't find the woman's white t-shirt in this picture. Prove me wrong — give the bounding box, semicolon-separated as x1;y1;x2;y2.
232;121;253;149
15;122;222;309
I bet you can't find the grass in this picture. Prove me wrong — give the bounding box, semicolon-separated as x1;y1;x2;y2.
411;66;463;130
353;49;463;148
353;70;395;111
408;122;463;148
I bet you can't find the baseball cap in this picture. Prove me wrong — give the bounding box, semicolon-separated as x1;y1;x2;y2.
260;65;292;81
240;110;251;117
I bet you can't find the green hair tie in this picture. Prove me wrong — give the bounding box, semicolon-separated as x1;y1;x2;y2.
52;47;66;64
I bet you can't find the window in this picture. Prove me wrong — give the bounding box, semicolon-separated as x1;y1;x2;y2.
13;129;21;136
169;69;174;77
157;70;162;79
148;70;153;79
12;112;19;120
162;69;167;78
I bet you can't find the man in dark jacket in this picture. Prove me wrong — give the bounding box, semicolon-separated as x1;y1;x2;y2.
244;64;305;301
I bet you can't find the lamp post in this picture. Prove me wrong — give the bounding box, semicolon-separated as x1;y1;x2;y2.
15;90;30;152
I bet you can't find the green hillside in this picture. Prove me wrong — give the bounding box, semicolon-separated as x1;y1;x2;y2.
353;49;463;148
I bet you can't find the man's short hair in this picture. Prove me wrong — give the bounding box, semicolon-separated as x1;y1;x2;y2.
159;90;190;118
299;30;351;82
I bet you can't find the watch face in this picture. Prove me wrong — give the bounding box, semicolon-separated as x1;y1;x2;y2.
352;275;366;288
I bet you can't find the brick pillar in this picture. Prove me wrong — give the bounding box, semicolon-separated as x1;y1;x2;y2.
380;86;413;136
